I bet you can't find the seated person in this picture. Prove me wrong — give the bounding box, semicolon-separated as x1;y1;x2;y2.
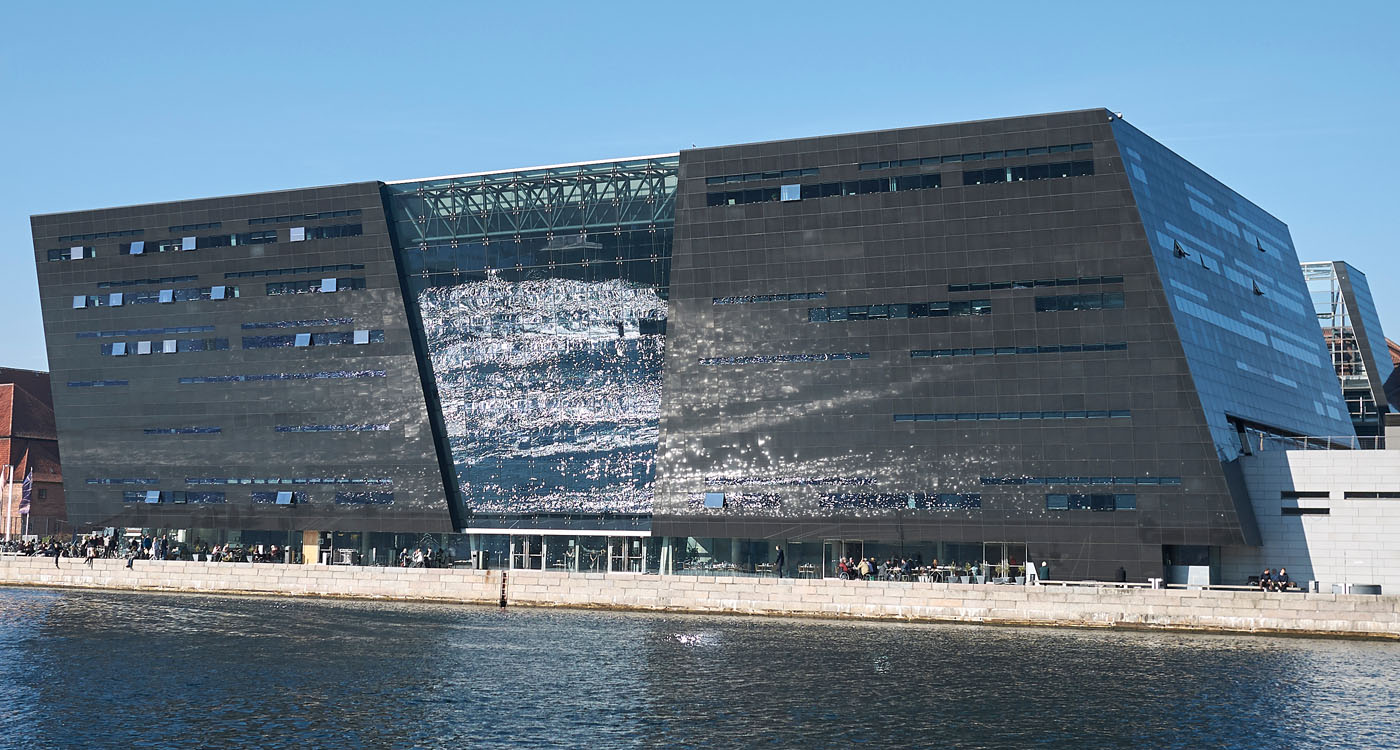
1275;568;1292;591
1259;568;1274;591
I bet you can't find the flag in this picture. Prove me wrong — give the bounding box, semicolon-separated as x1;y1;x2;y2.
19;468;31;516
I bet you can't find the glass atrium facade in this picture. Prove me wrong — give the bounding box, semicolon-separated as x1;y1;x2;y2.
383;157;678;530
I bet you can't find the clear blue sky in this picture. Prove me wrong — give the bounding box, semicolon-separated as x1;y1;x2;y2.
3;1;1396;372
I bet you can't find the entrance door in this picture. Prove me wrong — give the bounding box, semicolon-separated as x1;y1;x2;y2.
983;542;1029;582
511;535;544;570
823;540;863;578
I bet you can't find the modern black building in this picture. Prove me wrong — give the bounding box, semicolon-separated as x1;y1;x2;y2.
32;109;1358;579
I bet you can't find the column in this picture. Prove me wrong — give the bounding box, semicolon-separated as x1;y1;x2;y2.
301;530;319;565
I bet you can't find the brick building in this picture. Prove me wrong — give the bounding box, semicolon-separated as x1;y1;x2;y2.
0;369;65;536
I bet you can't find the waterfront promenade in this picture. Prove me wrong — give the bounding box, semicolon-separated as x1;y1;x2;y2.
2;556;1396;639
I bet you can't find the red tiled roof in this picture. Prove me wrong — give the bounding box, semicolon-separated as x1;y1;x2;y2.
1389;338;1399;367
0;384;56;441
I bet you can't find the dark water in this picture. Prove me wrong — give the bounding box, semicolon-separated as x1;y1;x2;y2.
0;588;1397;749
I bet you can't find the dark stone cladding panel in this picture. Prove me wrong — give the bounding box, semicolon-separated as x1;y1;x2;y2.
31;182;450;532
654;108;1255;580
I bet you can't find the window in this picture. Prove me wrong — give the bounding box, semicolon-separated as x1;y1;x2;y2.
37;489;46;500
1281;490;1329;499
72;296;86;309
247;208;362;225
181;236;196;251
144;426;220;434
108;293;123;307
136;341;152;355
251;491;306;505
320;278;337;293
163;339;177;353
1046;493;1135;511
896;411;1129;423
225;264;362;280
780;184;801;201
242;318;353;330
353;329;369;345
276;424;388;432
265;278;365;296
305;223;363;240
128;241;145;255
290;227;306;242
1282;507;1330;516
810;299;990;322
335;491;394;505
170;221;221;233
913;342;1128;359
188;476;390;485
294;333;312;347
110;342;127;356
1035;292;1125;312
211;285;226;300
703;492;725;509
699;352;869;366
59;228;142;243
178;370;386;384
159;289;174;303
67;380;128;388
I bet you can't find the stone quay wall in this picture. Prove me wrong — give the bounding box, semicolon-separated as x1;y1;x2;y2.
3;557;1398;639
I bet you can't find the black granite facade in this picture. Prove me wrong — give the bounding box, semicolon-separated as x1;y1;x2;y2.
652;109;1349;580
32;182;449;532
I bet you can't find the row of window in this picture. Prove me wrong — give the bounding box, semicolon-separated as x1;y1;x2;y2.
67;380;127;388
819;493;982;510
1343;492;1400;499
241;330;383;349
58;228;143;243
248;208;361;225
178;370;386;384
73;286;240;308
704;475;875;487
119;489;389;505
47;246;94;261
982;476;1182;486
706;173;943;207
144;427;221;434
224;263;364;280
87;477;157;485
699;352;869;366
895;410;1131;422
252;491;305;505
169;221;222;232
858;143;1092;170
274;424;389;433
704;167;820;186
911;343;1128;358
102;338;229;356
962;161;1094;185
290;224;363;241
76;325;215;339
1034;293;1126;312
947;276;1123;293
241;318;353;330
185;476;392;485
809;299;992;322
712;292;826;305
1046;493;1137;511
123;491;225;504
97;275;198;289
265;277;366;296
133;231;277;255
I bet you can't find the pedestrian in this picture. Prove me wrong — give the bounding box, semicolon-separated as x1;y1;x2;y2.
774;545;785;578
51;543;62;568
84;545;96;567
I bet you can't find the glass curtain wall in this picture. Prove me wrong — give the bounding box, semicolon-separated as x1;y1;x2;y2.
384;157;678;531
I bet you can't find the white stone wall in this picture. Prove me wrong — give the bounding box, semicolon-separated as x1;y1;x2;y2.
1225;450;1400;591
0;557;1396;639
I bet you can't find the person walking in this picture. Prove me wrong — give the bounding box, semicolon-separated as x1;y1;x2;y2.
774;545;786;579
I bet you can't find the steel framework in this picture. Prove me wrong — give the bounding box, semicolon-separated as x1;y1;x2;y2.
385;156;679;248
